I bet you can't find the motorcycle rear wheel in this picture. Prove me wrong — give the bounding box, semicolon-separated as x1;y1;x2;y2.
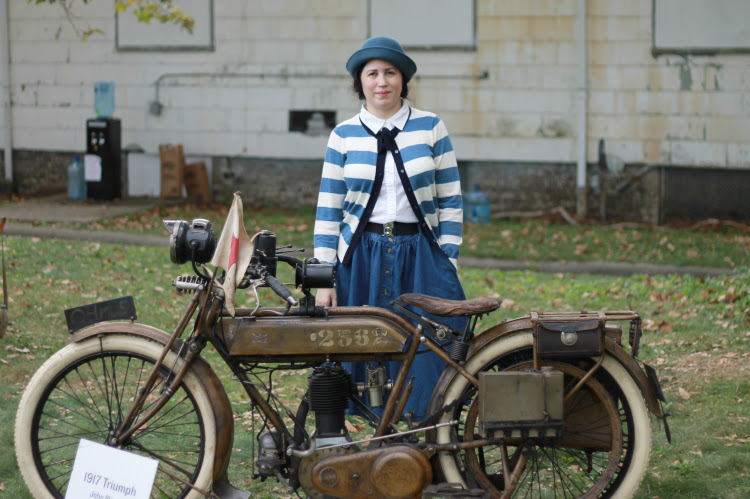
14;335;217;499
433;331;651;498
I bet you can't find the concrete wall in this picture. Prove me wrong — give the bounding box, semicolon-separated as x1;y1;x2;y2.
1;0;749;218
586;2;750;168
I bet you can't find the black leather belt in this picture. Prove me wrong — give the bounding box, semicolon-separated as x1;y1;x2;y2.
365;222;419;236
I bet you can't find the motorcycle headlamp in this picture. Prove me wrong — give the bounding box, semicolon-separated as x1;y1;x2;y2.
164;219;217;265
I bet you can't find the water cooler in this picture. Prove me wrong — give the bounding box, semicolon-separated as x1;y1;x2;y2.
86;118;121;200
464;183;491;224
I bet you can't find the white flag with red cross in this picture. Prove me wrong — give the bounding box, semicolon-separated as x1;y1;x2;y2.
210;193;253;316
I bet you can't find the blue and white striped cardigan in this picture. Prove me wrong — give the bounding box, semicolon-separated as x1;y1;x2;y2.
314;107;463;268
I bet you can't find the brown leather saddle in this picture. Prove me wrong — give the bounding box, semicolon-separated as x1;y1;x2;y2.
396;293;502;317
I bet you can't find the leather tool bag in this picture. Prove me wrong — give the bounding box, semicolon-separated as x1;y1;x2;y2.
536;320;604;357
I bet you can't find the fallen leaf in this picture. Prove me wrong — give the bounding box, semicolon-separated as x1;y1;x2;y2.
679;388;691;400
345;421;364;433
642;319;658;331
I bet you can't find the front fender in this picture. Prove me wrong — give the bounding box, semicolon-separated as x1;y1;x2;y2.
70;321;180;347
431;317;665;419
69;322;236;487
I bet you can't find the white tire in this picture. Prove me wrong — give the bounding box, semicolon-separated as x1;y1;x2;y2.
15;335;217;499
435;331;652;498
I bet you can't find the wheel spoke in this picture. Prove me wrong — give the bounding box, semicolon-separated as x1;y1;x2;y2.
58;374;109;428
128;440;197;479
133;396;198;440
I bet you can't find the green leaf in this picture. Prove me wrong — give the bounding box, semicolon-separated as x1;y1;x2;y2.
81;28;105;42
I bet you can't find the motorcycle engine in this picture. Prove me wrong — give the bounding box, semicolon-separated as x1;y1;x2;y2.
301;365;434;498
308;365;353;445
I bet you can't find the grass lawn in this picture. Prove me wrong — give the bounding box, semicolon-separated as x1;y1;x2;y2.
0;203;748;498
20;200;750;269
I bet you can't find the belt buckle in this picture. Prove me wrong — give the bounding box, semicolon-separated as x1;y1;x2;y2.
383;222;394;236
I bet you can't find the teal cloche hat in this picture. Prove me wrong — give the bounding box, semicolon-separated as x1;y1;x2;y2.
346;36;417;83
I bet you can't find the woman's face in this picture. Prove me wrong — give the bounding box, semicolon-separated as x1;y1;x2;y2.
360;59;403;119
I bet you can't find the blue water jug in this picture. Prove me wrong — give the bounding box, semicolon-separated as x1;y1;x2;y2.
67;155;87;200
94;81;115;117
464;183;490;224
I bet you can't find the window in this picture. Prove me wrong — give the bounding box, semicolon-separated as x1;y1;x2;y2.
369;0;475;50
652;0;750;55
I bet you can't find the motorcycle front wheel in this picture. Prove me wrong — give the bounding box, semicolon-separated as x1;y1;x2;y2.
433;331;651;498
14;335;217;499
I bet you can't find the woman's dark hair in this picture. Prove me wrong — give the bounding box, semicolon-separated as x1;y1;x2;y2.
352;63;409;100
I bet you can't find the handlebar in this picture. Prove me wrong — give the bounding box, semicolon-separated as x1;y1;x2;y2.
264;273;298;307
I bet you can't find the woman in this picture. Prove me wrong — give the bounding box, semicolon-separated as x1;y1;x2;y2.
313;36;466;422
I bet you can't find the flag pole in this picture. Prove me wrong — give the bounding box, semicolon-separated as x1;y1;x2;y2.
0;217;7;307
0;217;8;337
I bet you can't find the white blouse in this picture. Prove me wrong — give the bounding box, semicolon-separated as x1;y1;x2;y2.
359;102;419;224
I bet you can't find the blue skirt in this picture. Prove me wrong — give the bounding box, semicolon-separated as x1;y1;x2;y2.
336;230;466;421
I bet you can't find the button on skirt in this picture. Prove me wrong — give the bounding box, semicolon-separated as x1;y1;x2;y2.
336;230;467;421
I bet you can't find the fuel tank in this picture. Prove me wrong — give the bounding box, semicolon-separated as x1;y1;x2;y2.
221;315;409;361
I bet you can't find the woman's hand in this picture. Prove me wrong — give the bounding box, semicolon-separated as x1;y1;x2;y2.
315;288;338;307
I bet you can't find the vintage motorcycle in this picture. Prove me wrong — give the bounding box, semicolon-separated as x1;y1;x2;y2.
15;215;670;498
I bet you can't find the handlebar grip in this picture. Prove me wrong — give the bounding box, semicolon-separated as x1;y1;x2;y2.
265;274;298;306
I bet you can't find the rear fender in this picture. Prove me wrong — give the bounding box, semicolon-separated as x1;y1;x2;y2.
69;322;236;486
602;336;665;418
431;317;665;418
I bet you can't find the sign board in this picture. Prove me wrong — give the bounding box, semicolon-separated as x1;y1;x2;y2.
64;296;137;333
65;439;158;499
84;154;103;182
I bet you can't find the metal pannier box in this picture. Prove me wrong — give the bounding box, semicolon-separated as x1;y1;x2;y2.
479;367;564;439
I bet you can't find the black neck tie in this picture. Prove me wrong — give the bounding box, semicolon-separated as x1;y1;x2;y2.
376;126;399;155
342;124;400;265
